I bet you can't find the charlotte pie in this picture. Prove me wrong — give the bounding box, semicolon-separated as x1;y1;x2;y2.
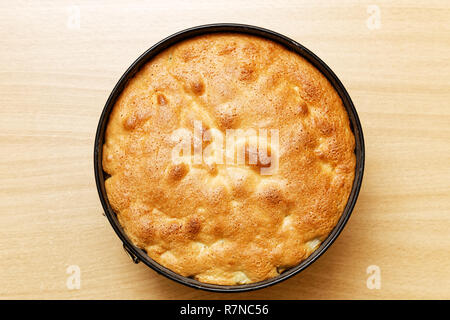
103;33;355;285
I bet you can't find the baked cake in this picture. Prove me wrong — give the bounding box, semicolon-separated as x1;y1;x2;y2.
103;33;355;285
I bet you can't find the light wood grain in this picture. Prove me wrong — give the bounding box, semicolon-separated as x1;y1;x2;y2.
0;0;449;299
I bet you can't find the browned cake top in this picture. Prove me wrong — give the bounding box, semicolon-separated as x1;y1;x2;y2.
103;33;355;285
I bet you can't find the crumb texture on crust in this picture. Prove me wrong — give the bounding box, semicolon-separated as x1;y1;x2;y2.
103;34;356;285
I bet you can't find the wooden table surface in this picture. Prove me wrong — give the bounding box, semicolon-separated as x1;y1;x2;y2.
1;0;449;300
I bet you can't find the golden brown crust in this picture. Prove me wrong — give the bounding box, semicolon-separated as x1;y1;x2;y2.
103;33;355;285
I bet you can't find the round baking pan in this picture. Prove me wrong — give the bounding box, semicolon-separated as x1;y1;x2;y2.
94;23;365;292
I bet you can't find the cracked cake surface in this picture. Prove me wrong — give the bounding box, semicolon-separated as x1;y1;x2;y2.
103;33;356;285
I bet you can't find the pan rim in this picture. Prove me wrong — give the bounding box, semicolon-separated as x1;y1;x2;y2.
94;23;365;293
